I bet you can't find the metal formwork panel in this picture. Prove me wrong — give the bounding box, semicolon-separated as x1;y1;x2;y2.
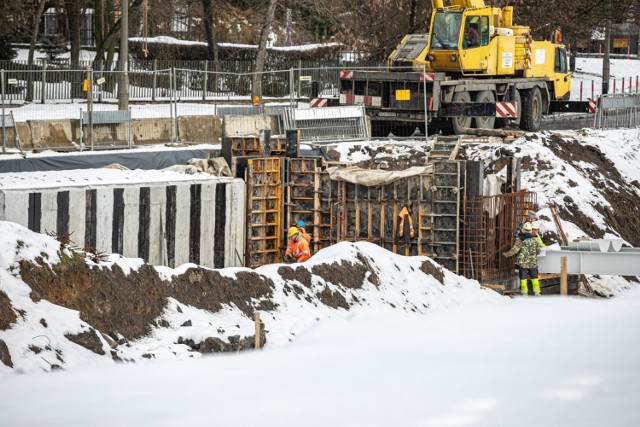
286;158;321;251
246;157;282;268
325;172;433;257
431;161;462;273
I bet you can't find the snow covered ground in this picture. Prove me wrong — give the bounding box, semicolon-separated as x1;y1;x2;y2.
1;282;639;426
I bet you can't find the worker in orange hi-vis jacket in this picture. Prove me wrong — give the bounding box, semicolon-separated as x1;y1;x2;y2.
284;227;311;263
295;220;312;244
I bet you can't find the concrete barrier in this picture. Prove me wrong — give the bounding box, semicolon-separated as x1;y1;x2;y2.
131;117;173;145
16;115;268;150
28;119;76;150
224;115;271;136
178;115;222;143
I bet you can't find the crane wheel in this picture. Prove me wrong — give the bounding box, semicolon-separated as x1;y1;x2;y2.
521;87;542;132
451;91;472;135
474;91;496;129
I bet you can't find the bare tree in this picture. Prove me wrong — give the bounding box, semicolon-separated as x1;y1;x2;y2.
26;0;47;101
251;0;278;102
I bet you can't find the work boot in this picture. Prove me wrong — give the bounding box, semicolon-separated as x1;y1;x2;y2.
532;278;541;296
520;279;528;296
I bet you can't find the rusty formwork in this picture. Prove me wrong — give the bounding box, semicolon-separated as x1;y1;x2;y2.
460;191;537;283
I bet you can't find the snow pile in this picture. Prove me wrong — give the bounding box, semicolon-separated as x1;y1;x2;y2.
0;221;502;375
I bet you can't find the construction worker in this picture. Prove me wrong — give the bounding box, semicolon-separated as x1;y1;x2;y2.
295;220;311;245
284;227;311;264
503;222;542;295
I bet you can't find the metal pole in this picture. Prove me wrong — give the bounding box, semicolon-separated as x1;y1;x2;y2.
289;67;295;109
422;65;429;142
118;0;129;110
1;69;5;153
170;67;175;143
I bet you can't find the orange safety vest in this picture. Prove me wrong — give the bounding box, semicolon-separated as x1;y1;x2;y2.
398;206;415;239
285;236;311;263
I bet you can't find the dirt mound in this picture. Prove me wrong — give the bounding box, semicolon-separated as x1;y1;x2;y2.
23;252;167;340
21;251;276;341
168;269;276;317
541;134;640;245
355;145;430;170
64;329;106;355
0;291;16;330
0;339;12;367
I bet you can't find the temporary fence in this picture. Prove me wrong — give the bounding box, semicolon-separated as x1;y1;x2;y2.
281;105;369;143
594;93;640;129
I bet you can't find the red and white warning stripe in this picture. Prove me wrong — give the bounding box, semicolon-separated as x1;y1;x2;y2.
339;93;381;107
420;73;435;81
588;98;598;113
310;98;329;108
496;101;518;118
340;71;354;79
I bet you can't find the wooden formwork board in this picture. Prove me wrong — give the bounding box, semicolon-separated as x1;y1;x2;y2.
246;157;282;268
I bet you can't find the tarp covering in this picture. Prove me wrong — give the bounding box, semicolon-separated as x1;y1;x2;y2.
0;148;217;173
326;165;433;186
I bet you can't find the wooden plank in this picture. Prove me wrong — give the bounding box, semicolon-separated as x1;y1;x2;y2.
560;256;568;295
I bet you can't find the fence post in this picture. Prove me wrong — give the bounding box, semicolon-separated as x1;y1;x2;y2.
152;59;157;103
170;67;175;143
41;61;47;104
289;67;295;108
1;69;5;153
202;61;208;102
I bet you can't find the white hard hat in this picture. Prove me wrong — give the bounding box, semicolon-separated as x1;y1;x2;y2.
531;221;540;230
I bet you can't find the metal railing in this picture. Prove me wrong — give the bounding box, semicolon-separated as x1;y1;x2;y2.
594;93;640;129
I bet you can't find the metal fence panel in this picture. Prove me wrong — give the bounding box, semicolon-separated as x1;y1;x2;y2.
594;94;640;129
281;105;368;143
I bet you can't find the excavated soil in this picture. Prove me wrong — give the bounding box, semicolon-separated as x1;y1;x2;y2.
21;251;277;341
0;291;16;330
168;269;275;317
316;288;350;309
0;339;13;367
64;329;105;355
356;145;430;170
420;260;444;284
312;260;370;289
542;134;640;246
23;252;167;340
277;265;313;288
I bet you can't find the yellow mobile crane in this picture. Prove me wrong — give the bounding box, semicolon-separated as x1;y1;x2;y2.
341;0;578;135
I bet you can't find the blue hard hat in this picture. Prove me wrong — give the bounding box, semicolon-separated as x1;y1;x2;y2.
296;220;306;228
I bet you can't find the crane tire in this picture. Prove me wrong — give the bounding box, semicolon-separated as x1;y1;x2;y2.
451;91;472;135
474;90;496;129
520;87;542;132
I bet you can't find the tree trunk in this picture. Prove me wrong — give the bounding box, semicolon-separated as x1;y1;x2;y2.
251;0;278;102
64;0;84;99
202;0;218;62
26;0;47;102
602;0;612;95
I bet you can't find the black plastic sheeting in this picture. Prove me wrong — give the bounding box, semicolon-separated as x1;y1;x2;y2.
0;147;329;173
0;148;217;173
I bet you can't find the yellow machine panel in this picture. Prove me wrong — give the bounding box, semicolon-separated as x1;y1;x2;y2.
524;41;554;78
496;36;515;75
